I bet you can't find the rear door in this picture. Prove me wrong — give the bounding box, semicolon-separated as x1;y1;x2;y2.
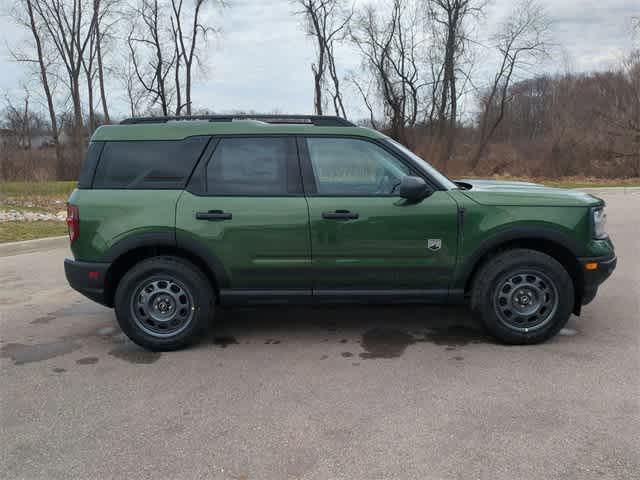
176;136;312;301
300;136;459;297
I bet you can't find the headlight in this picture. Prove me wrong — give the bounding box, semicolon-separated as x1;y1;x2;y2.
592;206;607;239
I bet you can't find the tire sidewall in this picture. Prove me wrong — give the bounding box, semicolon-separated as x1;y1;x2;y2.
114;257;213;351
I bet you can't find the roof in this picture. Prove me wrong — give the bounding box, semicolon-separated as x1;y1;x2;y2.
91;118;385;142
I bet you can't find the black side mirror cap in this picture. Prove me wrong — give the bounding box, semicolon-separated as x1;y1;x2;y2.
399;175;433;201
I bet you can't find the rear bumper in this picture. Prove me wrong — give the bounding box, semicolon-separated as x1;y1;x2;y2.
64;258;111;307
578;255;617;305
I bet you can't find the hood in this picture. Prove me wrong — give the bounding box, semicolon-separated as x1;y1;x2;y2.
455;179;602;207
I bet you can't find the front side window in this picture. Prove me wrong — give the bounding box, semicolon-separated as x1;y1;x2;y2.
206;137;295;195
306;137;410;196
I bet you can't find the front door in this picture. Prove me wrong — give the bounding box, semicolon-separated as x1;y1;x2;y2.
176;136;312;301
300;136;459;297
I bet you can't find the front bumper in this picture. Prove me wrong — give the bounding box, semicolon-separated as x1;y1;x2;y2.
578;255;617;305
64;258;111;307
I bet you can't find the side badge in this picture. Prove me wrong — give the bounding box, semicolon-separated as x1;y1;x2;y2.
427;239;442;251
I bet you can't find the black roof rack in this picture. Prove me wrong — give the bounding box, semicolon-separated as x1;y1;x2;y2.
120;115;355;127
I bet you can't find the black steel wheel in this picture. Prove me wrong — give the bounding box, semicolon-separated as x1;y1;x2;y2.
493;270;559;333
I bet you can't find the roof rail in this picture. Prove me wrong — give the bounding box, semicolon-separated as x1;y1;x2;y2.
120;115;355;127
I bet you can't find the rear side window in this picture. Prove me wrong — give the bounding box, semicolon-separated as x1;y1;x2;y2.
77;142;104;188
206;137;297;195
93;136;209;189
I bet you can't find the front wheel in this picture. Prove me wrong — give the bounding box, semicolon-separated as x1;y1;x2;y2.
471;249;574;345
114;256;214;351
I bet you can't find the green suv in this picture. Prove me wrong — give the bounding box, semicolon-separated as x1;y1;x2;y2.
64;115;616;350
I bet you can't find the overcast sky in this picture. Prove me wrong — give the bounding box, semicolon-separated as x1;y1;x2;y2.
0;0;638;120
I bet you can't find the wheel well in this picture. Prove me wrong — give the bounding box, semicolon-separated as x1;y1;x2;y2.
103;246;219;307
464;238;583;312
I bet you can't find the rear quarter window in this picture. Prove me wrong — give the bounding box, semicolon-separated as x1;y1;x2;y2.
77;142;104;188
93;136;210;189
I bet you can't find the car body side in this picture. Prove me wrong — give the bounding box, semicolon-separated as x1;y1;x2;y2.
65;123;616;314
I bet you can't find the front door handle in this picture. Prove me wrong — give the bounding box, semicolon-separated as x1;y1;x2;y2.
322;210;359;220
195;210;232;221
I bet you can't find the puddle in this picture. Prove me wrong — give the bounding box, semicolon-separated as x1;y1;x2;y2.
212;336;238;348
341;352;354;358
359;325;486;359
359;329;417;359
265;339;281;345
108;343;161;364
76;356;99;365
0;340;81;365
52;367;67;373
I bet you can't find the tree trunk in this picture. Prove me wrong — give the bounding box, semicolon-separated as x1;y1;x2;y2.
95;0;110;124
25;0;63;178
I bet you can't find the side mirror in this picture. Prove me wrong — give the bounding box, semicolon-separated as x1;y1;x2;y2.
399;175;432;201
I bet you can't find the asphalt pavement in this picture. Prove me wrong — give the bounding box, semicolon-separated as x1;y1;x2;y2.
1;190;638;479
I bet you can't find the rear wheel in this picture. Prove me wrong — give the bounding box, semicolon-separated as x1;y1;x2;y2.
114;256;214;351
471;249;574;344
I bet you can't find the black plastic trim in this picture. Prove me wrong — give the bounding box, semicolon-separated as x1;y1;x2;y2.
175;231;231;288
64;258;110;306
219;288;454;305
454;226;585;290
99;231;176;263
578;255;616;305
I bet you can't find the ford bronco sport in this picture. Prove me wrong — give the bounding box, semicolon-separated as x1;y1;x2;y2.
64;115;616;350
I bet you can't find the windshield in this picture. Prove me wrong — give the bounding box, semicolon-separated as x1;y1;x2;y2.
384;138;457;190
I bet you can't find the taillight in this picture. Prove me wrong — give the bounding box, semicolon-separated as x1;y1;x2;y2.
66;204;80;244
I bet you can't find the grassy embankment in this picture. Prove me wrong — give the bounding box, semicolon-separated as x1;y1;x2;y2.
0;181;76;243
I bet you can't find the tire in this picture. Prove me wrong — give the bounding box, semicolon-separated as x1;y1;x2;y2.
471;249;574;345
114;256;214;351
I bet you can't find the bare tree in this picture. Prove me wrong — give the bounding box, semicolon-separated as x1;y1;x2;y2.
170;0;224;116
428;0;485;166
295;0;352;117
127;0;175;115
12;0;65;177
30;0;97;163
470;0;550;170
94;0;118;124
351;0;428;144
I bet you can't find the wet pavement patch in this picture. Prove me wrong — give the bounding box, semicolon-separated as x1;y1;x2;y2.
422;326;486;346
31;314;56;325
213;336;239;348
0;340;81;365
359;325;486;359
96;326;117;336
76;356;99;365
359;329;417;359
320;354;328;360
108;343;161;364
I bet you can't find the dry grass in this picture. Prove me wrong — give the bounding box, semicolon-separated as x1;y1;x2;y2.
0;221;67;244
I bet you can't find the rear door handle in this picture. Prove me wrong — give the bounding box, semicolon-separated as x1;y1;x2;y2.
195;210;232;221
322;210;359;220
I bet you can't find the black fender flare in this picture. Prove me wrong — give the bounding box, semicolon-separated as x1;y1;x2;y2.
100;229;230;290
453;226;584;291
